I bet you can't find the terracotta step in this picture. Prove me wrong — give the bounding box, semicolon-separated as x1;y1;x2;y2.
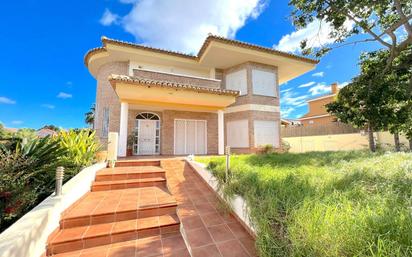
91;177;167;191
95;166;165;182
114;160;160;167
60;187;177;228
47;214;180;255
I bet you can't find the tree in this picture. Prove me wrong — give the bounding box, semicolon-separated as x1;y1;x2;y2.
289;0;412;93
84;104;95;129
326;49;409;151
41;125;60;132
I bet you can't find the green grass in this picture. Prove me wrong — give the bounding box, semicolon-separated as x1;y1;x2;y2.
196;151;412;257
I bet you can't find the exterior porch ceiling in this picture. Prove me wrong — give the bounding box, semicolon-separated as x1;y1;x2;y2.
109;75;238;110
198;41;317;84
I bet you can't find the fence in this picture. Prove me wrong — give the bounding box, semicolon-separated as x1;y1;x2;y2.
281;122;360;138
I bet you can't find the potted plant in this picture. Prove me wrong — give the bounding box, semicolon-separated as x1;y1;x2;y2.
127;134;135;156
108;159;116;168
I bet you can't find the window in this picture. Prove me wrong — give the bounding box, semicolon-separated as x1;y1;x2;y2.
225;69;247;95
254;120;279;147
309;120;314;124
136;112;160;120
252;69;277;97
226;120;249;148
174;119;207;155
101;107;109;138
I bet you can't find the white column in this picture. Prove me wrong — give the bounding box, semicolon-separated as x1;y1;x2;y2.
218;110;224;155
118;102;129;157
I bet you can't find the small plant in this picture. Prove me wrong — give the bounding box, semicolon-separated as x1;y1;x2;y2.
281;139;291;153
108;159;116;168
127;134;135;156
259;144;274;154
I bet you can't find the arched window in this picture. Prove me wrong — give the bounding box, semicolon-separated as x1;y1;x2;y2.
136;112;160;120
134;112;161;155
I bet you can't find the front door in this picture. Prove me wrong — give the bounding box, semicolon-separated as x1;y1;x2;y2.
138;120;156;155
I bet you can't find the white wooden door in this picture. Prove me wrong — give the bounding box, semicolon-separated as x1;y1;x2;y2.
138;120;156;155
174;119;207;155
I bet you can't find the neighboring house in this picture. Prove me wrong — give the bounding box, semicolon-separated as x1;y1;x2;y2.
4;127;18;134
281;119;300;127
298;83;339;126
37;128;57;138
85;35;318;156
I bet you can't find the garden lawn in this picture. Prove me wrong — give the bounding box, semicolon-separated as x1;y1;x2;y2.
196;151;412;257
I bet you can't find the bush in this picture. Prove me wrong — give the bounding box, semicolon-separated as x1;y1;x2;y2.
0;137;66;231
197;151;412;257
0;130;100;232
281;139;291;153
57;129;101;168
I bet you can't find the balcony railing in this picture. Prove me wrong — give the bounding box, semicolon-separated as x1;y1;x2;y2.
132;68;222;89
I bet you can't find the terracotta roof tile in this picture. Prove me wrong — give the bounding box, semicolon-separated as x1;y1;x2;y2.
84;35;319;67
108;74;240;96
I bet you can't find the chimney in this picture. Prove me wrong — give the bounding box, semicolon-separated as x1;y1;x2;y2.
331;83;338;94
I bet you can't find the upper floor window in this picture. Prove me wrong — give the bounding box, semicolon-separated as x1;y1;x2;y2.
101;107;109;138
252;69;277;97
225;69;247;95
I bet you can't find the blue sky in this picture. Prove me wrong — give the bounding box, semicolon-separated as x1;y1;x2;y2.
0;0;381;129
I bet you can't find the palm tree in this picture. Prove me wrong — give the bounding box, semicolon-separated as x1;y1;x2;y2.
85;104;95;129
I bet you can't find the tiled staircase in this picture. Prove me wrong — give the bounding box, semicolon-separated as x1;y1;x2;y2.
46;160;181;256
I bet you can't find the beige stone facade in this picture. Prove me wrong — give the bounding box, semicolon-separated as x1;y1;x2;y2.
222;62;279;107
224;111;281;154
127;109;218;155
87;35;316;156
94;62;128;146
94;60;281;155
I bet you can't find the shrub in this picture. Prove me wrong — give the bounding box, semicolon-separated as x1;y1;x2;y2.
0;130;100;232
0;137;66;231
57;129;101;168
259;144;275;154
281;139;291;153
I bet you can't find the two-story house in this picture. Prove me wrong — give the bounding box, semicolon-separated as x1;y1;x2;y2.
85;35;318;157
298;83;339;126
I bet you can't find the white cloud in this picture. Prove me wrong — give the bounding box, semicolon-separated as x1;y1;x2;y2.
339;81;349;88
119;0;138;3
312;72;324;77
100;8;120;26
116;0;266;53
280;88;292;93
11;120;23;125
308;82;330;96
282;91;309;106
57;92;72;99
42;104;55;109
281;107;295;118
0;96;16;104
274;19;354;53
298;81;316;88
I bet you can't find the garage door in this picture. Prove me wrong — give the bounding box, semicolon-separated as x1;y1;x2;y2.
174;119;207;155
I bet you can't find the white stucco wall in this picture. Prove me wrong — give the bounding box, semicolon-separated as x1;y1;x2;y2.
0;162;107;257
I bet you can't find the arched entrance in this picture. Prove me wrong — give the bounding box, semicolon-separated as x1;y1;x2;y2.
133;112;160;155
